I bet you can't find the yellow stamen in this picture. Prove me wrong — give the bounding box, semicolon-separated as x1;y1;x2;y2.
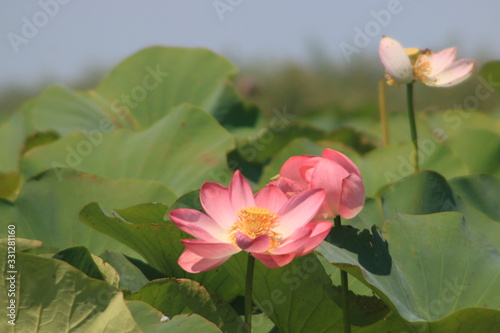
413;54;432;82
228;206;281;251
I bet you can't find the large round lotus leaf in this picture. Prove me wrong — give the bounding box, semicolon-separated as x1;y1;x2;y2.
381;170;458;218
95;46;237;129
359;141;468;196
0;249;141;333
0;86;112;175
126;278;243;332
0;169;176;255
127;301;223;333
0;46;254;195
449;174;500;250
426;109;500;139
22;104;235;195
450;174;500;222
445;129;500;177
317;212;500;332
352;170;500;252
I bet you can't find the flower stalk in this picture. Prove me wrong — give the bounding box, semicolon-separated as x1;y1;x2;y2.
335;215;351;333
244;253;255;333
406;82;419;171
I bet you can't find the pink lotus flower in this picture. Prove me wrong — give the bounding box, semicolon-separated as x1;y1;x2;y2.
271;149;365;220
169;171;332;273
379;36;475;87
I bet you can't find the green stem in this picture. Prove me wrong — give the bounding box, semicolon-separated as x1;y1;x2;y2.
406;82;419;171
335;216;351;333
244;253;255;333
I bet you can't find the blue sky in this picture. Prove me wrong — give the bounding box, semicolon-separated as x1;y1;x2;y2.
1;0;499;91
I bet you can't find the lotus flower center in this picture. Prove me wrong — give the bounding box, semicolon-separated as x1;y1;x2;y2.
228;206;281;249
413;56;431;82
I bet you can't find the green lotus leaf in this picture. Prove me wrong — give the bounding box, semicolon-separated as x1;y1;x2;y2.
0;248;142;333
0;169;176;255
22;104;235;195
127;300;222;333
318;212;500;331
126;278;243;333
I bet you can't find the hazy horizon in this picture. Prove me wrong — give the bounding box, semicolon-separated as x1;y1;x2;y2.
1;0;499;93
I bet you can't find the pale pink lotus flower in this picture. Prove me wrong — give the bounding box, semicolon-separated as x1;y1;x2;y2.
169;171;332;273
270;149;365;220
379;36;475;87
